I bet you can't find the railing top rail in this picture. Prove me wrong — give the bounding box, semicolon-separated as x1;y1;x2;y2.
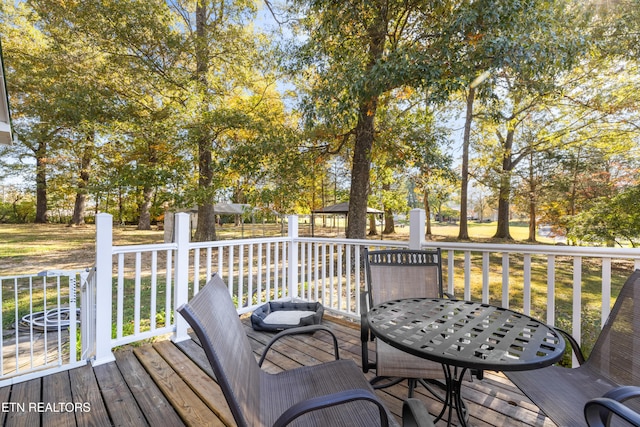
105;235;640;260
293;237;409;246
111;242;177;255
0;269;87;280
423;241;640;258
188;236;290;249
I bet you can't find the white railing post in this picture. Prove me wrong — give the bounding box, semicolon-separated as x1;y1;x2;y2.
288;215;299;299
172;212;191;343
93;213;116;366
409;209;426;250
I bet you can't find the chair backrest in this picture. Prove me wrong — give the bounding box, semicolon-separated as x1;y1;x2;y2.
177;273;260;427
586;269;640;386
365;249;444;308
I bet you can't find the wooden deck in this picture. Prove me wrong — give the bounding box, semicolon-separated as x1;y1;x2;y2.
0;315;557;427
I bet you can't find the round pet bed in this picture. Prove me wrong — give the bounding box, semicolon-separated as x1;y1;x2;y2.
251;301;324;332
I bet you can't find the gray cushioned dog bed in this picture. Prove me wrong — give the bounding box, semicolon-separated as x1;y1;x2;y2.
251;301;324;331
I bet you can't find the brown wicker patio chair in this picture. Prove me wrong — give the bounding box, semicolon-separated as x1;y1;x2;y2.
360;249;477;398
507;269;640;427
585;386;640;426
177;273;435;427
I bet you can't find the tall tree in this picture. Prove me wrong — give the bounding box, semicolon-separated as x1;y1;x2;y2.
286;0;582;239
7;0;127;226
1;3;71;223
191;1;218;241
9;0;274;234
171;0;273;241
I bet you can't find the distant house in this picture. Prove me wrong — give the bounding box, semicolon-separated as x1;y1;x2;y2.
0;38;12;146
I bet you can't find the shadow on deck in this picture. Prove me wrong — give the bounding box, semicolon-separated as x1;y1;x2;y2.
0;315;556;426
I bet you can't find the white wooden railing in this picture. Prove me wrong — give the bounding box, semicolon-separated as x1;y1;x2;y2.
3;209;640;384
90;210;640;367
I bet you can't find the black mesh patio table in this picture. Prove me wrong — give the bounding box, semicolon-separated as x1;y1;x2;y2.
367;298;565;426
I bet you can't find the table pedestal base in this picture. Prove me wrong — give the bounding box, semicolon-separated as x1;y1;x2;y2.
434;365;470;427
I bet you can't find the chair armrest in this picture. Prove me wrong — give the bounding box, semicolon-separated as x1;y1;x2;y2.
360;291;374;342
360;311;374;373
258;325;339;367
603;386;640;401
360;291;377;373
554;327;586;364
272;388;391;427
360;290;370;316
403;398;435;427
584;386;640;427
360;311;371;343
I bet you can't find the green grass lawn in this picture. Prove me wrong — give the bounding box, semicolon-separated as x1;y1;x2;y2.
0;224;165;275
0;220;552;264
424;220;558;243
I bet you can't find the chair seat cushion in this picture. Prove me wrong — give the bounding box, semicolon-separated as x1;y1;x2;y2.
506;364;619;426
251;301;324;331
261;359;400;427
376;339;447;379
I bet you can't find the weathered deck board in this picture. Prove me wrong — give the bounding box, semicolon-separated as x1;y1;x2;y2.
94;360;148;426
153;340;235;426
0;383;10;426
133;345;224;427
0;315;557;427
4;378;41;426
113;349;184;426
41;371;76;427
68;364;111;427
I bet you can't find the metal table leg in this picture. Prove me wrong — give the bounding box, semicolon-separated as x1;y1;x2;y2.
433;365;470;427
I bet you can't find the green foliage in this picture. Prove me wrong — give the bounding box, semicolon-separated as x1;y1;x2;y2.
0;0;638;250
568;185;640;247
0;193;36;223
0;0;302;227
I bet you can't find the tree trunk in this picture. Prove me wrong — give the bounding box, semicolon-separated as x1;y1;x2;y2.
494;183;512;239
137;183;153;230
192;1;217;242
528;198;537;242
346;99;377;239
527;152;537;242
195;204;217;241
34;141;48;223
70;133;94;226
383;211;394;234
72;192;87;226
345;13;386;240
458;86;475;240
382;183;394;234
423;190;432;237
493;129;515;240
194;132;217;241
368;214;377;236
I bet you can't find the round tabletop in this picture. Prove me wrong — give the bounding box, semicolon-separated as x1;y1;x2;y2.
367;298;566;372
